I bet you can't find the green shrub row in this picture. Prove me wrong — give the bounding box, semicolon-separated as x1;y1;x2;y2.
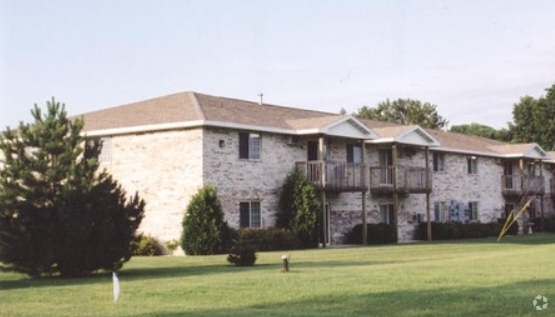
414;219;518;241
344;223;397;245
238;228;302;251
544;216;555;233
132;235;168;256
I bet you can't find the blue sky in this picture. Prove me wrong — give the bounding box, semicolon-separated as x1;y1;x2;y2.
1;0;554;129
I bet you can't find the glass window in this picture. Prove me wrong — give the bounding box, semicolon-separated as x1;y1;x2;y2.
468;202;478;221
347;144;362;163
99;137;111;163
239;133;261;160
467;156;478;174
379;204;394;224
239;201;261;228
433;152;445;172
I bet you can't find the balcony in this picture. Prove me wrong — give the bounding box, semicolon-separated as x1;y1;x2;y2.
295;161;367;192
501;175;545;197
369;165;432;195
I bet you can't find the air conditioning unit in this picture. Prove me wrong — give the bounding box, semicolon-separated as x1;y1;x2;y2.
287;135;301;146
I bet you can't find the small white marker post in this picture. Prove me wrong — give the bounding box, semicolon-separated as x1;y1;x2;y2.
112;272;120;304
281;255;290;272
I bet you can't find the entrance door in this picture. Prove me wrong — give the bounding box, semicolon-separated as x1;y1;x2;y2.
307;140;319;161
378;149;393;184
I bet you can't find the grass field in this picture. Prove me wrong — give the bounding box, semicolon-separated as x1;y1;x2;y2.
1;234;554;317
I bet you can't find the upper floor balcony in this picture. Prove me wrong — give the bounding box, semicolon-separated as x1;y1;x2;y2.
368;165;432;196
501;174;545;197
295;161;367;192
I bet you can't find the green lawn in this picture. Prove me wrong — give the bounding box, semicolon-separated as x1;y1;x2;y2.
1;234;554;317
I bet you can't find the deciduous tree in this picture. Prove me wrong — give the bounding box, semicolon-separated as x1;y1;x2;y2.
356;98;448;129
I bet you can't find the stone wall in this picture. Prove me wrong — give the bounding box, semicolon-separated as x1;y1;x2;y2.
100;128;204;242
431;152;505;224
202;128;306;228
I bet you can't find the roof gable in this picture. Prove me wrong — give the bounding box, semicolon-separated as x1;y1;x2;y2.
488;143;549;159
370;126;440;147
289;115;378;139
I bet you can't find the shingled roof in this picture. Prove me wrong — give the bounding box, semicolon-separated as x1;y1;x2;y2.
80;91;336;132
78;91;550;159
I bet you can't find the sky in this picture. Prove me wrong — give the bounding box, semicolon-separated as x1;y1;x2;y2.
1;0;555;130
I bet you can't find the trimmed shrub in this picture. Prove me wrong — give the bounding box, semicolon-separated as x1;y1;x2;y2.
239;228;301;251
544;216;555;233
132;234;168;256
227;238;257;266
164;239;181;254
276;168;321;249
181;185;234;255
345;223;397;245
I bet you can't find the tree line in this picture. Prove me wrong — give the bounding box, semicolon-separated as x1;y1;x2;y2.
352;83;555;151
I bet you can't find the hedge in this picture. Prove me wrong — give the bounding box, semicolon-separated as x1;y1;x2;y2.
344;223;397;245
414;219;518;241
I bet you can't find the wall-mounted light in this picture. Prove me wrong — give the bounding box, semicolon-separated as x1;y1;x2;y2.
219;140;225;148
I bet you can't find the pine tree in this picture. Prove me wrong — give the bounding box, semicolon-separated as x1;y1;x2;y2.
181;185;233;255
0;98;144;277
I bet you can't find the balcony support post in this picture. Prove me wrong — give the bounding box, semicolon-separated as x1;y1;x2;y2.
318;135;327;247
540;160;545;232
425;146;432;241
392;144;399;243
361;139;367;245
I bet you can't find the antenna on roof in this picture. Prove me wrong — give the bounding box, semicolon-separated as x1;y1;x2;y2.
258;93;264;105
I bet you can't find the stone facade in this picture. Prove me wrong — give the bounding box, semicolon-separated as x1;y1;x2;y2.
93;126;554;245
99;128;204;241
202;128;306;228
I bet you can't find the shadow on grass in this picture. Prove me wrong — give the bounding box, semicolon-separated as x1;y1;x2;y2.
1;257;387;291
495;233;555;245
0;261;261;291
135;278;555;317
413;233;555;246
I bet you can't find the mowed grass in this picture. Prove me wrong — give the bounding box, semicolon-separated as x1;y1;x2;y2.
1;234;554;317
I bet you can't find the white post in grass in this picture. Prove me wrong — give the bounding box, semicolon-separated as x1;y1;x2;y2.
112;272;120;304
281;255;290;272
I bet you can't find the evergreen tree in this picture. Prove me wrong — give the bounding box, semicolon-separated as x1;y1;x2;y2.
0;99;144;277
276;168;321;248
181;185;233;255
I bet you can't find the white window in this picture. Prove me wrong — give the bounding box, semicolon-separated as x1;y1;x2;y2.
433;152;445;172
433;201;448;222
467;202;479;221
347;144;362;163
467;156;478;174
239;133;261;160
99;137;111;163
379;204;394;224
240;201;261;228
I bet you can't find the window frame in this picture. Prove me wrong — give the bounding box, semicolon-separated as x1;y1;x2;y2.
467;156;478;174
467;201;478;221
99;137;112;163
239;201;262;228
433;201;448;222
379;204;395;225
239;132;261;160
433;152;445;172
346;144;362;163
